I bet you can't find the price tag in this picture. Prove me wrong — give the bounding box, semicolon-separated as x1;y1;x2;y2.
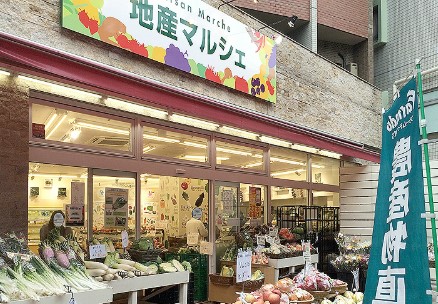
187;233;199;245
199;241;214;255
269;227;278;237
256;235;266;246
236;249;252;283
302;241;311;263
121;230;129;248
89;244;107;259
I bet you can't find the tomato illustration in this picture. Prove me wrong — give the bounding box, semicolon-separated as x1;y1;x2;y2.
181;182;188;190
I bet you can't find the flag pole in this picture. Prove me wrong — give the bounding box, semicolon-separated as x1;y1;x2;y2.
416;59;438;287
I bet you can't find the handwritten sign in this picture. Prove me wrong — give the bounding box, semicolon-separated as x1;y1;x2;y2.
200;241;214;255
187;233;199;246
265;236;274;244
71;182;85;205
89;244;107;259
236;249;252;283
269;227;278;237
302;241;312;263
121;230;129;248
256;235;266;246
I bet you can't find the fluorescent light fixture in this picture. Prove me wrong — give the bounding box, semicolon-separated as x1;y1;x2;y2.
0;70;10;76
270;157;304;166
46;114;67;139
242;162;264;168
170;114;219;131
45;112;58;131
220;126;259;140
181;141;208;149
217;147;253;156
70;127;81;140
318;150;342;159
271;169;306;177
143;134;180;143
292;144;319;154
183;155;209;161
106;98;168;120
76;121;130;136
312;164;325;169
260;136;291;148
29;173;79;178
143;146;156;153
18;75;101;99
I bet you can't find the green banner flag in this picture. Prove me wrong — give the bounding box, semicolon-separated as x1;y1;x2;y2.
364;78;431;303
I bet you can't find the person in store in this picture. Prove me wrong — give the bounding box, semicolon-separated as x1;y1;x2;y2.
40;210;73;242
186;208;208;245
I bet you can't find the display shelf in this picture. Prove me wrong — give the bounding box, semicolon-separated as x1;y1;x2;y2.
10;287;113;304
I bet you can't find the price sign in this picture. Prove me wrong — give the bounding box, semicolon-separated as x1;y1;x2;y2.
236;249;252;283
265;236;274;244
302;241;311;263
199;241;214;255
269;227;278;237
256;235;266;246
121;230;129;248
89;244;107;259
187;233;199;245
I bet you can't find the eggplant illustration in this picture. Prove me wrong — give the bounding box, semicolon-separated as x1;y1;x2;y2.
195;192;204;207
112;197;128;210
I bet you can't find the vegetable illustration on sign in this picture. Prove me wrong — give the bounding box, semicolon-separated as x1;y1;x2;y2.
62;0;277;103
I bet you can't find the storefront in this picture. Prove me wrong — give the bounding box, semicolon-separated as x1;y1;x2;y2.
0;1;382;302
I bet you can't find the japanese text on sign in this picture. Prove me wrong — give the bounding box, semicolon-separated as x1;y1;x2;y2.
89;244;107;259
236;249;252;283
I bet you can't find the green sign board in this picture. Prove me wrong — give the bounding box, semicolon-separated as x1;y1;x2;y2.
62;0;277;103
364;78;431;303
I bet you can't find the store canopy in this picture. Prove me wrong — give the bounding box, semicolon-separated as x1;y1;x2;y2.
0;32;380;163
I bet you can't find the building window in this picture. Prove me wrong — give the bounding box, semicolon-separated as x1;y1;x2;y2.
270;146;307;181
311;156;340;186
215;140;265;171
373;0;388;47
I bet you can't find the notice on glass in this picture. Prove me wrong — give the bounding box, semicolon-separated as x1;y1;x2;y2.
65;204;85;226
200;241;214;255
248;187;262;218
222;189;234;214
236;249;252;283
104;188;129;228
71;182;85;205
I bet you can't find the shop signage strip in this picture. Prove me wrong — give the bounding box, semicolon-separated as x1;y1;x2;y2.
61;0;277;103
364;78;431;303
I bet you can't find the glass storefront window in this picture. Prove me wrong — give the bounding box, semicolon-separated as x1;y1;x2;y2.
216;140;265;170
28;162;88;252
140;174;209;250
270;187;308;226
92;175;136;244
270;147;307;181
143;125;209;163
239;183;266;225
311;156;340;185
31;103;132;152
312;191;340;207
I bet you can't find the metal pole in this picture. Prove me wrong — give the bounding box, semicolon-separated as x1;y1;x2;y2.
416;60;438;288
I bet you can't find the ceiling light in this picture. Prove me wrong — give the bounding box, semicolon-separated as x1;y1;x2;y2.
76;121;130;136
270;157;304;165
312;164;325;169
217;147;253;156
170;114;219;131
242;162;264;168
45;112;58;131
271;169;306;177
46;114;67;140
181;141;208;149
318;150;342;159
292;144;319;154
29;173;79;178
143;134;180;143
183;155;211;161
70;127;81;140
143;146;156;153
220;126;259;140
0;70;10;76
259;136;291;148
106;98;168;120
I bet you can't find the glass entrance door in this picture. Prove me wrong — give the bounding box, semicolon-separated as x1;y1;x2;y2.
90;169;137;250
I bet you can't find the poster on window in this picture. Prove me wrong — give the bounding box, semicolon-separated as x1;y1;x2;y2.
248;186;262;218
65;204;85;226
104;187;129;228
222;189;234;214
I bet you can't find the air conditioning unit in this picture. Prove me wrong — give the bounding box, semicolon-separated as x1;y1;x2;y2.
346;63;358;76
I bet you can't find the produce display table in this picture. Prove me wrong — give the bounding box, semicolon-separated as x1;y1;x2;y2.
221;260;276;284
10;287;113;304
268;254;319;282
107;271;190;304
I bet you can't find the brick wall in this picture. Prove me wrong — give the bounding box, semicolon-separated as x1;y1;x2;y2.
0;80;29;235
318;0;369;38
233;0;310;21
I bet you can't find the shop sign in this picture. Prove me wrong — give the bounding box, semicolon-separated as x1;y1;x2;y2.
104;187;129;228
364;79;431;304
65;204;85;226
236;249;252;283
61;0;277;103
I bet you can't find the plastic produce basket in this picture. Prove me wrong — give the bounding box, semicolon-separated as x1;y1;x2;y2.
165;253;208;302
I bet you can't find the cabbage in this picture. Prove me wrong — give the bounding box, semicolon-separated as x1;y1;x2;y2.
171;260;185;272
